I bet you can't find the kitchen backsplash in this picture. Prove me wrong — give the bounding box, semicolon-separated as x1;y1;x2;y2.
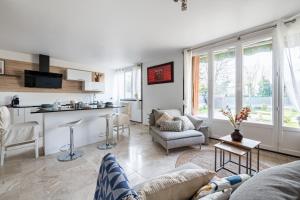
0;92;112;106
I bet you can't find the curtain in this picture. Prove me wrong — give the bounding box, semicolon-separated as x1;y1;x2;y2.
113;68;125;104
276;17;300;111
183;49;193;115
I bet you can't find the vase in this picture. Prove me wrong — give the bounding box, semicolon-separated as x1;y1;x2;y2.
231;129;243;142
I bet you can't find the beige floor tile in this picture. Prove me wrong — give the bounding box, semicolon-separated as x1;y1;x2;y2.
0;124;298;200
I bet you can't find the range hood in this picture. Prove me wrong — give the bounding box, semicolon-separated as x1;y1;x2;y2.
24;54;63;88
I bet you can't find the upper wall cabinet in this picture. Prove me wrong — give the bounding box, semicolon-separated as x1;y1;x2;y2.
83;82;105;92
66;69;91;82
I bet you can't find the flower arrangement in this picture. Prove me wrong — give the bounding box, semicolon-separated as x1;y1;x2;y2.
220;106;251;130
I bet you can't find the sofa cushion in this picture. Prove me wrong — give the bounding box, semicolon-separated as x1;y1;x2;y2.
230;161;300;200
160;120;182;132
156;112;174;126
159;109;182;117
187;115;203;130
136;168;215;200
174;116;195;131
151;126;203;141
153;109;182;122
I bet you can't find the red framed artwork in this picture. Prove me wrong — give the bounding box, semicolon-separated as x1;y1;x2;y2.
147;62;174;85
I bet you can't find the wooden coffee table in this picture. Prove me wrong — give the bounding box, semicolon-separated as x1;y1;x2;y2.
214;135;261;175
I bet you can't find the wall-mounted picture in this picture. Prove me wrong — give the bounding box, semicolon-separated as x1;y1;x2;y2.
0;59;4;74
147;62;174;85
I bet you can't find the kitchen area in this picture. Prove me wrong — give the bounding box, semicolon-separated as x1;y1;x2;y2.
0;54;120;163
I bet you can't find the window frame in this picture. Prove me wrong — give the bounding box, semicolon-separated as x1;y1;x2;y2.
241;36;274;125
192;31;278;128
212;45;237;120
192;52;210;118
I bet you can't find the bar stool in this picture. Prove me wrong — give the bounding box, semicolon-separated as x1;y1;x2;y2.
97;114;115;150
57;119;83;162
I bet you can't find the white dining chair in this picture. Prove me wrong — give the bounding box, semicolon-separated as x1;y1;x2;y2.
113;102;131;140
0;106;40;166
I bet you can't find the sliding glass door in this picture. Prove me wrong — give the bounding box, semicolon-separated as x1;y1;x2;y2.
213;48;236;119
242;39;273;124
192;31;300;156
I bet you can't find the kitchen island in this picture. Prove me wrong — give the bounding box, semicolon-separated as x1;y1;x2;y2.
32;106;120;155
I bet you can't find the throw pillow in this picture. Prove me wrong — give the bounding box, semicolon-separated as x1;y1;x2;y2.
174;116;195;131
137;168;215;200
94;153;139;200
230;161;300;200
160;120;182;132
187;115;203;130
192;174;250;199
153;109;164;122
155;112;174;126
198;188;232;200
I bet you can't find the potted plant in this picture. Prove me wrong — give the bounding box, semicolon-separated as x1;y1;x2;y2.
220;106;251;142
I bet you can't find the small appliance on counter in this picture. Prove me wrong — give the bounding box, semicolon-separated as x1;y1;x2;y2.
40;104;54;111
105;102;113;108
11;95;20;107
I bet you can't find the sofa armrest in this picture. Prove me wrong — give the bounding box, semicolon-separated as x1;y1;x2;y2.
199;126;209;145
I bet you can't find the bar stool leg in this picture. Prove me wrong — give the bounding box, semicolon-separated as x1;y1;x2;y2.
98;115;115;150
58;126;83;162
70;127;74;156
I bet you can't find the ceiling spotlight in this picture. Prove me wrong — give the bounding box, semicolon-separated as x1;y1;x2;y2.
174;0;188;11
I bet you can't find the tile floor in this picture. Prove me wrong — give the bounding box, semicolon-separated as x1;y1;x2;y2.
0;124;298;200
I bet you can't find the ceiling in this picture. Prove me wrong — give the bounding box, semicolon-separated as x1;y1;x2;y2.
0;0;300;69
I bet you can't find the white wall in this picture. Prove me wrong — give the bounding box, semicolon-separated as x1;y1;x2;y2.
142;51;183;124
0;49;114;106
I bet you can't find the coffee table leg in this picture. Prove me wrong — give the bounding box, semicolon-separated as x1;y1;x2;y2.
246;152;249;174
238;156;241;174
222;149;225;167
214;147;217;171
257;145;260;172
220;149;222;167
250;151;252;175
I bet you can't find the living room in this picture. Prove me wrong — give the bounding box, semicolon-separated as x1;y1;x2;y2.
0;1;300;200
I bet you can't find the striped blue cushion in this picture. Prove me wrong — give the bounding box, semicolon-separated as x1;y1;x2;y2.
94;153;139;200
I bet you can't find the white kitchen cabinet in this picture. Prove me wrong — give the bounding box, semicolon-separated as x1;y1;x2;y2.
82;82;105;92
66;69;91;82
10;108;25;124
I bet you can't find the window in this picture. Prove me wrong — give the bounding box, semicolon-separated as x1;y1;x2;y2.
115;66;142;100
242;39;273;124
124;70;133;99
213;48;236;119
192;54;209;117
283;46;300;128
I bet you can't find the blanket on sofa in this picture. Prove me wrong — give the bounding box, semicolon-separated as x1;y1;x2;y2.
94;153;139;200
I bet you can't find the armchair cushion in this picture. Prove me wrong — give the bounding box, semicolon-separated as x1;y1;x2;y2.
174;116;195;131
4;121;39;146
155;112;174;126
187;115;203;130
151;127;203;141
160;120;182;132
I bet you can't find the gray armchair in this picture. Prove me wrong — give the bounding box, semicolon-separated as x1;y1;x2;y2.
149;109;209;155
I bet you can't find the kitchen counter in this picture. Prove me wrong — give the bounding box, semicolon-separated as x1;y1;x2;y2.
31;106;122;114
